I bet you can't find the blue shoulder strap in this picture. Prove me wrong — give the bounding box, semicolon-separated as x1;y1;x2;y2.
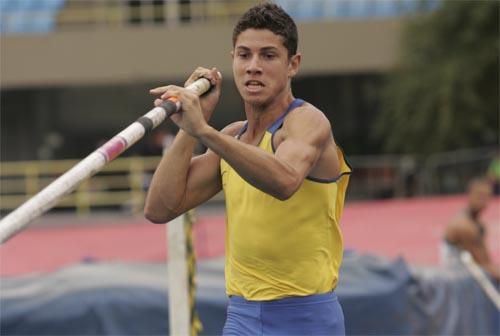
236;98;305;138
236;122;248;139
268;99;305;134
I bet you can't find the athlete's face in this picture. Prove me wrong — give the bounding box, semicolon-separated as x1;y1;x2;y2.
232;29;300;106
468;182;492;213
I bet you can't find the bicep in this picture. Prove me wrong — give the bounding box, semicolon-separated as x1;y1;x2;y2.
274;138;320;180
176;122;244;212
273;110;330;180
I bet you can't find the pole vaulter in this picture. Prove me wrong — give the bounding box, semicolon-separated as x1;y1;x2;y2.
0;78;211;244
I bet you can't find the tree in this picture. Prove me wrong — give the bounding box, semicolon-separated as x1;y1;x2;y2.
375;1;499;154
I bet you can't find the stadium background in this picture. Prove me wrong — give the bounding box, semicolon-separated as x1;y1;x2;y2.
0;1;499;335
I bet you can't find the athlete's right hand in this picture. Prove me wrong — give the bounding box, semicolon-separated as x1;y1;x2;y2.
150;66;222;122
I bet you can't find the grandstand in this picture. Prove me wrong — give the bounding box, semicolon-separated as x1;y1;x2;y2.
1;0;440;34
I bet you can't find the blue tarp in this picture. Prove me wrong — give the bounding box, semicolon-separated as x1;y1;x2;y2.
1;253;498;335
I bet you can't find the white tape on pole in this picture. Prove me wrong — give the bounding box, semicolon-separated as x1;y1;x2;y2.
0;78;211;244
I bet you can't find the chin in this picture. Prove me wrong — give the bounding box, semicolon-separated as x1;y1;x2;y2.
242;93;271;106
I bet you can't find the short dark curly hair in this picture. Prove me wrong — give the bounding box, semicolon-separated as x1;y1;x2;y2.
232;2;298;58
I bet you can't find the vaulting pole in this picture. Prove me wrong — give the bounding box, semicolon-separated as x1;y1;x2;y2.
0;78;211;244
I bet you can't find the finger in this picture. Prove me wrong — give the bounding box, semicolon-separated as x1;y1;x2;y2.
185;67;213;87
185;68;204;87
149;85;172;95
154;99;163;107
160;86;183;100
210;67;222;86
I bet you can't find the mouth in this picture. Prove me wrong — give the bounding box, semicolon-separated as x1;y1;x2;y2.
244;80;265;92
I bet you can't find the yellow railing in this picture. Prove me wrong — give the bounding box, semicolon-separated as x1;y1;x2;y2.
0;156;163;216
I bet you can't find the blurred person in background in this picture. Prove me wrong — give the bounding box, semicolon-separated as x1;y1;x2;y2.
442;177;499;282
144;2;350;335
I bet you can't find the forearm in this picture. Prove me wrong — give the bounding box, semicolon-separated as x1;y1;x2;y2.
197;126;299;200
145;130;197;221
470;245;500;282
484;263;500;282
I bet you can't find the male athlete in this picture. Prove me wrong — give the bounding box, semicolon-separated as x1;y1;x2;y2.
145;3;351;334
443;178;499;282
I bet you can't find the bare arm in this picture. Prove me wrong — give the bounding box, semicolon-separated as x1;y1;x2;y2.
144;123;243;223
462;235;500;282
144;67;224;223
144;130;215;223
448;219;500;281
197;107;333;200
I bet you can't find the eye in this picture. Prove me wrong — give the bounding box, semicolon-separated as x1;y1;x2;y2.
237;52;249;59
264;53;276;60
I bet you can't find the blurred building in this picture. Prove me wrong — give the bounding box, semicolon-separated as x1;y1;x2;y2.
0;0;443;160
7;0;483;203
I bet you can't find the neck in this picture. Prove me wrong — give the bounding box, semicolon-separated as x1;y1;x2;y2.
467;207;481;221
243;90;294;139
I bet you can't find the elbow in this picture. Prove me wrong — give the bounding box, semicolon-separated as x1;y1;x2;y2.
145;215;168;224
144;210;168;224
274;188;295;201
273;175;301;201
144;204;174;224
144;191;182;224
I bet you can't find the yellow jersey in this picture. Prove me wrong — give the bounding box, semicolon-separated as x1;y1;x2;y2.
220;99;351;300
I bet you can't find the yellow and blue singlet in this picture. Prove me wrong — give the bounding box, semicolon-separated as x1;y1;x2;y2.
220;99;351;301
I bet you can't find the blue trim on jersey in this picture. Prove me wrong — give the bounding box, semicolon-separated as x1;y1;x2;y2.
306;171;352;183
236;122;248;139
305;145;353;183
234;99;352;184
268;98;305;134
269;99;305;153
236;99;305;140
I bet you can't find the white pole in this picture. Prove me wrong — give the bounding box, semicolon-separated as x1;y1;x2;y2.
460;251;500;309
167;214;191;336
0;78;211;244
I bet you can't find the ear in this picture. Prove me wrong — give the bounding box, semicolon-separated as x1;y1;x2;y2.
230;50;234;60
288;53;301;78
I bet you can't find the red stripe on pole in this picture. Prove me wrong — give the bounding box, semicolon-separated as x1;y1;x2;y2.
98;136;128;162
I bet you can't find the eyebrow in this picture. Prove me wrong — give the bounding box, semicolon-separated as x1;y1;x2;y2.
235;46;280;53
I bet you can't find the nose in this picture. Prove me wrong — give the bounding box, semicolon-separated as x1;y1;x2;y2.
246;55;262;75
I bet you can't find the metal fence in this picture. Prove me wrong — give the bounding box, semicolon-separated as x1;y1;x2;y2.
347;147;497;200
0;156;161;215
419;147;497;195
1;147;495;217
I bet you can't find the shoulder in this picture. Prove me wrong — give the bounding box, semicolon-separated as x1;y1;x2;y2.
281;102;332;145
284;102;331;132
220;121;246;137
446;216;479;241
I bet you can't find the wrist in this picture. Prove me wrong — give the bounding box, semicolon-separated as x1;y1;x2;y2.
169;129;198;152
196;124;216;142
176;129;197;143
